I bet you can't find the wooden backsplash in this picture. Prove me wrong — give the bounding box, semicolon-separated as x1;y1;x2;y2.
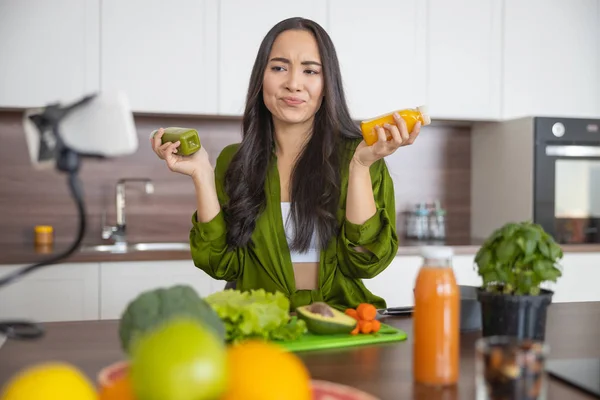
0;111;471;245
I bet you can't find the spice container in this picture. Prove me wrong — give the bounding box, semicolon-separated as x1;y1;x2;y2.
34;225;54;254
428;201;447;240
34;225;54;246
404;203;430;240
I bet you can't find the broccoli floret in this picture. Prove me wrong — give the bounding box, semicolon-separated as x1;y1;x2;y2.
118;284;225;354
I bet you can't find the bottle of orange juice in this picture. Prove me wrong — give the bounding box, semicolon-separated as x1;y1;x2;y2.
413;246;460;386
360;105;431;146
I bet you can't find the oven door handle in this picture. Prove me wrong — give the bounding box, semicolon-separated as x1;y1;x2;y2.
545;145;600;157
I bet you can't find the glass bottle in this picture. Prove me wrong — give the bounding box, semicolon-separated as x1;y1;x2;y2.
413;246;460;386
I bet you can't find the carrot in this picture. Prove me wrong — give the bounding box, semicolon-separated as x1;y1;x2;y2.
344;308;359;321
350;325;360;335
371;319;381;333
359;320;373;334
356;303;377;321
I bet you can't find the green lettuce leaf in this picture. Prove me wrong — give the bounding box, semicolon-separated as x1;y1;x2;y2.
204;289;306;343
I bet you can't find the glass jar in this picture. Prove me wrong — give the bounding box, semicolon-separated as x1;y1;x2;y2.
475;336;549;400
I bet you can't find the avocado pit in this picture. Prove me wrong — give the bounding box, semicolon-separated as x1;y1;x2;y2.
307;302;335;318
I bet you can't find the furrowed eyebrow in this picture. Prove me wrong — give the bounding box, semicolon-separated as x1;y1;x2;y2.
269;57;322;67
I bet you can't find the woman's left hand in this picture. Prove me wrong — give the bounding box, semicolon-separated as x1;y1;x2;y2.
353;113;421;168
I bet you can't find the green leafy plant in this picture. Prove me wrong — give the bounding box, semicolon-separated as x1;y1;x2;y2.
474;221;563;295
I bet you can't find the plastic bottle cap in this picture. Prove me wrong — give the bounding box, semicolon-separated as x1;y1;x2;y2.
420;245;453;259
417;105;432;125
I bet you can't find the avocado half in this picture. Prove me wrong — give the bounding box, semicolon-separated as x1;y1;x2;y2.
296;302;357;335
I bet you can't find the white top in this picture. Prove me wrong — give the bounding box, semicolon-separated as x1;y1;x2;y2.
280;202;320;263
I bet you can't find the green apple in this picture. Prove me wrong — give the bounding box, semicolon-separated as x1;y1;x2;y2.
130;317;228;400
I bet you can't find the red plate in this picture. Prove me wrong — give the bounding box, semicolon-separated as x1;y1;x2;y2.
99;362;379;400
312;380;380;400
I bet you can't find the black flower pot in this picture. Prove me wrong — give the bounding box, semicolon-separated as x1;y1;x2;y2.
476;288;553;341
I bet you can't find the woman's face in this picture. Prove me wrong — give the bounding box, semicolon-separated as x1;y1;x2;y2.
262;29;324;130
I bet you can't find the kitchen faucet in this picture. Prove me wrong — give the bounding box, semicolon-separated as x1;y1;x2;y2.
102;178;154;244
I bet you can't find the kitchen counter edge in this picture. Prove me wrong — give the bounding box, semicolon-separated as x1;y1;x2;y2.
2;241;600;265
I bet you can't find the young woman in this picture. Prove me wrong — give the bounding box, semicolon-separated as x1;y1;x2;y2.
151;17;421;311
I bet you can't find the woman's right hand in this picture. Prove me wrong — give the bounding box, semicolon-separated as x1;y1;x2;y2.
150;128;213;179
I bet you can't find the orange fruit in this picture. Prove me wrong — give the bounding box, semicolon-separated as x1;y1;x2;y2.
221;340;311;400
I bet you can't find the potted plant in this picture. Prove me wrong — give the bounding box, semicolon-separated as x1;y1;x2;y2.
474;221;563;340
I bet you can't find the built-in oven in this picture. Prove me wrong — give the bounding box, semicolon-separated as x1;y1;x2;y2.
471;116;600;244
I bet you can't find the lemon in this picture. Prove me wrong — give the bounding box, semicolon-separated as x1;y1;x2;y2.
0;362;97;400
130;317;228;400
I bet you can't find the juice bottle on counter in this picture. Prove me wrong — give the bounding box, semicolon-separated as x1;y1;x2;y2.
413;246;460;386
360;105;431;146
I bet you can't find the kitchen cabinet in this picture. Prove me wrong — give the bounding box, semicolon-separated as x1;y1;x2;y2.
1;251;599;323
364;251;600;308
217;0;328;116
363;256;420;309
502;0;600;119
363;254;481;308
100;0;219;114
427;0;502;120
541;252;600;303
327;0;427;121
3;1;599;121
0;263;100;323
0;0;99;108
98;260;220;319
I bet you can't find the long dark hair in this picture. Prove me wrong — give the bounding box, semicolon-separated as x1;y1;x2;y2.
223;17;362;252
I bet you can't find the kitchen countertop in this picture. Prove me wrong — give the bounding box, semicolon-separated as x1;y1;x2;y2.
1;302;599;399
2;238;600;265
0;242;193;265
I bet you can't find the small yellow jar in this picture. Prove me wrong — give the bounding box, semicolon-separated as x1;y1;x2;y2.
34;225;54;246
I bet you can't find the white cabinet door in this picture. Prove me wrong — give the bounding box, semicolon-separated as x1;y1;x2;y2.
427;0;502;120
101;0;219;114
363;254;481;308
328;0;427;121
452;254;482;287
502;0;600;119
0;0;99;108
0;263;100;322
363;256;421;308
99;260;219;320
542;253;600;303
218;1;328;115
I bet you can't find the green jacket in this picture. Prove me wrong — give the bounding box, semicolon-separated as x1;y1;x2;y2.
189;137;398;311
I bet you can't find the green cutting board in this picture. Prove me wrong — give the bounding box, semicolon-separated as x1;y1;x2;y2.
277;323;407;353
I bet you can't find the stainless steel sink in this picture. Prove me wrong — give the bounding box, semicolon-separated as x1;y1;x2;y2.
79;242;190;253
